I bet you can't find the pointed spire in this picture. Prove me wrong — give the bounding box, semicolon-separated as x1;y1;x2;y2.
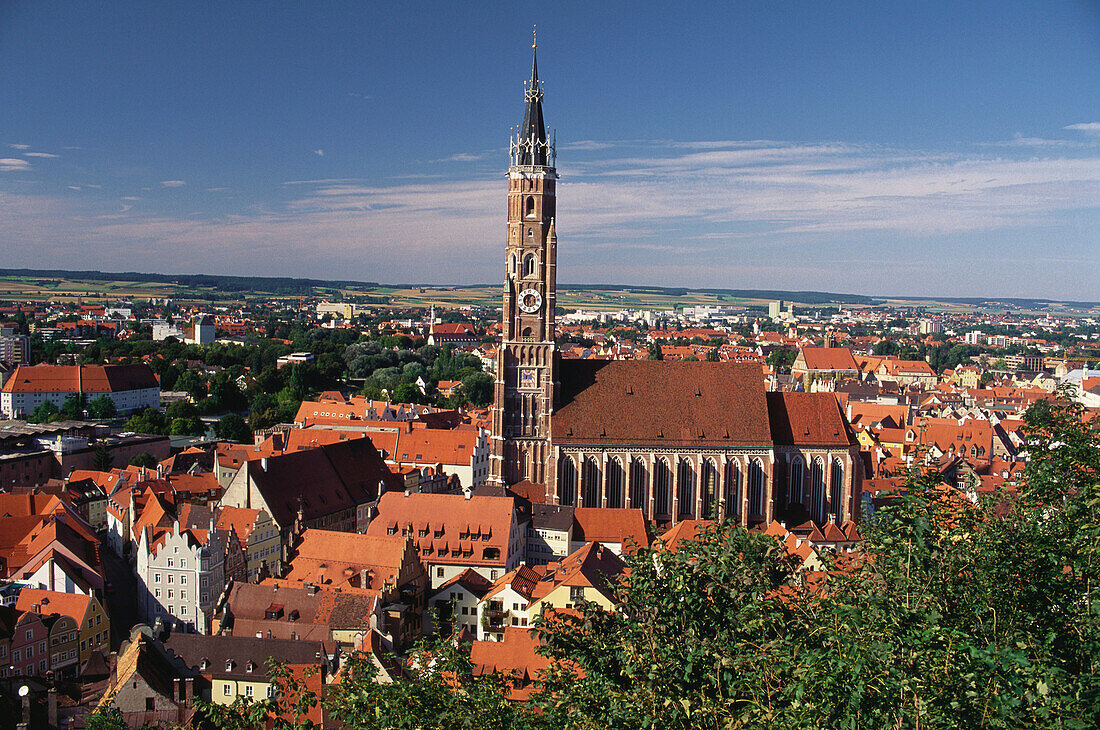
514;33;551;168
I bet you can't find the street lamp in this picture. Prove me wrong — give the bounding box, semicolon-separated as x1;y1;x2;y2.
18;683;30;729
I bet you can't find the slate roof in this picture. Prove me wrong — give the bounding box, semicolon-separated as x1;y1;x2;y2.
248;438;400;528
164;633;328;680
553;360;772;447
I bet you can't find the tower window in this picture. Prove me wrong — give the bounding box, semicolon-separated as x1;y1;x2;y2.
525;196;536;218
523;253;537;278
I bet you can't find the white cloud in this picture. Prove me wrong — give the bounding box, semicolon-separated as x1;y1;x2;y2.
1;136;1099;298
314;149;324;157
1065;123;1100;134
0;158;31;171
23;152;59;158
160;180;186;187
436;152;490;162
7;144;30;150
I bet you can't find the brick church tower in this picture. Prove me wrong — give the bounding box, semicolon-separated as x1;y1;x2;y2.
488;40;558;487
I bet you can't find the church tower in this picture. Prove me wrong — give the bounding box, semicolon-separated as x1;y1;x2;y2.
488;38;558;487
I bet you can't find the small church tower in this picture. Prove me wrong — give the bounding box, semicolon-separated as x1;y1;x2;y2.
488;35;558;487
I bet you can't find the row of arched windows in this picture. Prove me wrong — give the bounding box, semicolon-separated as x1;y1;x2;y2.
557;455;769;520
787;456;846;523
509;252;540;279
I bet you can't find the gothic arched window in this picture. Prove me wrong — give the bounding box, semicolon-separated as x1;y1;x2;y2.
525;196;536;218
748;459;765;517
629;458;647;510
701;459;718;518
582;457;601;507
831;458;844;520
606;458;623;509
558;456;576;506
523;253;537;278
654;458;671;517
811;457;826;523
789;457;804;507
677;458;695;519
724;460;741;518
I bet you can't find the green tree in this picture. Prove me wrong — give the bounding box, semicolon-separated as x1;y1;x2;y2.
647;341;663;361
175;369;208;400
127;452;158;469
705;348;720;362
92;443;113;471
60;393;86;419
458;371;494;407
215;413;252;443
27;400;60;423
124;407;168;435
86;395;118;420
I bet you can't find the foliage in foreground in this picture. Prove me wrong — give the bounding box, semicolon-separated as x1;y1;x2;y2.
95;399;1100;729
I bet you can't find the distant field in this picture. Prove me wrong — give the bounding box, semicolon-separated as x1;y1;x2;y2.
0;270;1096;317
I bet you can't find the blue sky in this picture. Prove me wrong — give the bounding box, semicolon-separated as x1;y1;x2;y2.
1;1;1099;299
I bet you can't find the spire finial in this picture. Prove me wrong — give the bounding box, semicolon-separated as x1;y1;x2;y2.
532;25;537;50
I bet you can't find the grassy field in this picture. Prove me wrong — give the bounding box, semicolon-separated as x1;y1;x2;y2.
0;272;1096;318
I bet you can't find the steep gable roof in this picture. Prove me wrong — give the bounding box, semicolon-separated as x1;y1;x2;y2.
572;508;650;552
798;347;858;372
365;492;515;569
554;360;772;447
249;439;399;528
767;392;854;447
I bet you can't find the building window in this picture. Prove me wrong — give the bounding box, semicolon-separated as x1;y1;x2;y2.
811;458;826;523
749;459;765;516
557;456;577;506
223;684;232;696
436;567;444;578
245;685;253;697
789;457;805;508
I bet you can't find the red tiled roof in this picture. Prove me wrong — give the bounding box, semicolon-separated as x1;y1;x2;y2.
1;364;158;394
554;361;772;447
767;392;853;447
365;493;515;569
797;347;858;372
15;588;91;623
572;508;650;552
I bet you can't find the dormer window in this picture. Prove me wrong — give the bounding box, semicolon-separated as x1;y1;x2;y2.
246;661;256;673
225;659;234;671
200;658;209;671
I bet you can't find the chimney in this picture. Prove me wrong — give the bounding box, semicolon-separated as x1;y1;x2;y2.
184;676;194;703
305;582;318;595
157;464;165;478
260;458;268;471
173;677;181;702
360;568;369;588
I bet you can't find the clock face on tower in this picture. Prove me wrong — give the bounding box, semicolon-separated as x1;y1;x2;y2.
518;288;543;313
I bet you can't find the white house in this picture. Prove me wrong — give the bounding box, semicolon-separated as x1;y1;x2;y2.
135;514;226;634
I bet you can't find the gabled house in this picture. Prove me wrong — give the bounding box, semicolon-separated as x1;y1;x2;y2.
365;492;524;589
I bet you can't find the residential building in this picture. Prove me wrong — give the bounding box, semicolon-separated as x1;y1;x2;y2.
134;502;226;634
15;588;109;673
0;363;160;418
163;633;332;707
365;492;524;588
